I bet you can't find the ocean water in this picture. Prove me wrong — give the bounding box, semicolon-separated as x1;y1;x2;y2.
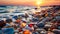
0;6;36;13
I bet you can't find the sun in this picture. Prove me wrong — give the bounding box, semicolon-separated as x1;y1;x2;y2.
36;1;41;5
35;0;42;8
36;0;42;5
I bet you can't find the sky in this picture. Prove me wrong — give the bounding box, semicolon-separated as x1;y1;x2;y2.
0;0;60;6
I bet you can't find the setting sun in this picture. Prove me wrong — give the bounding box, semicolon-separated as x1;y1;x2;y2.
0;0;60;6
35;0;42;8
36;0;42;6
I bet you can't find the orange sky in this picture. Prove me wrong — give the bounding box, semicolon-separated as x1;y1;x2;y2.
0;0;60;6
